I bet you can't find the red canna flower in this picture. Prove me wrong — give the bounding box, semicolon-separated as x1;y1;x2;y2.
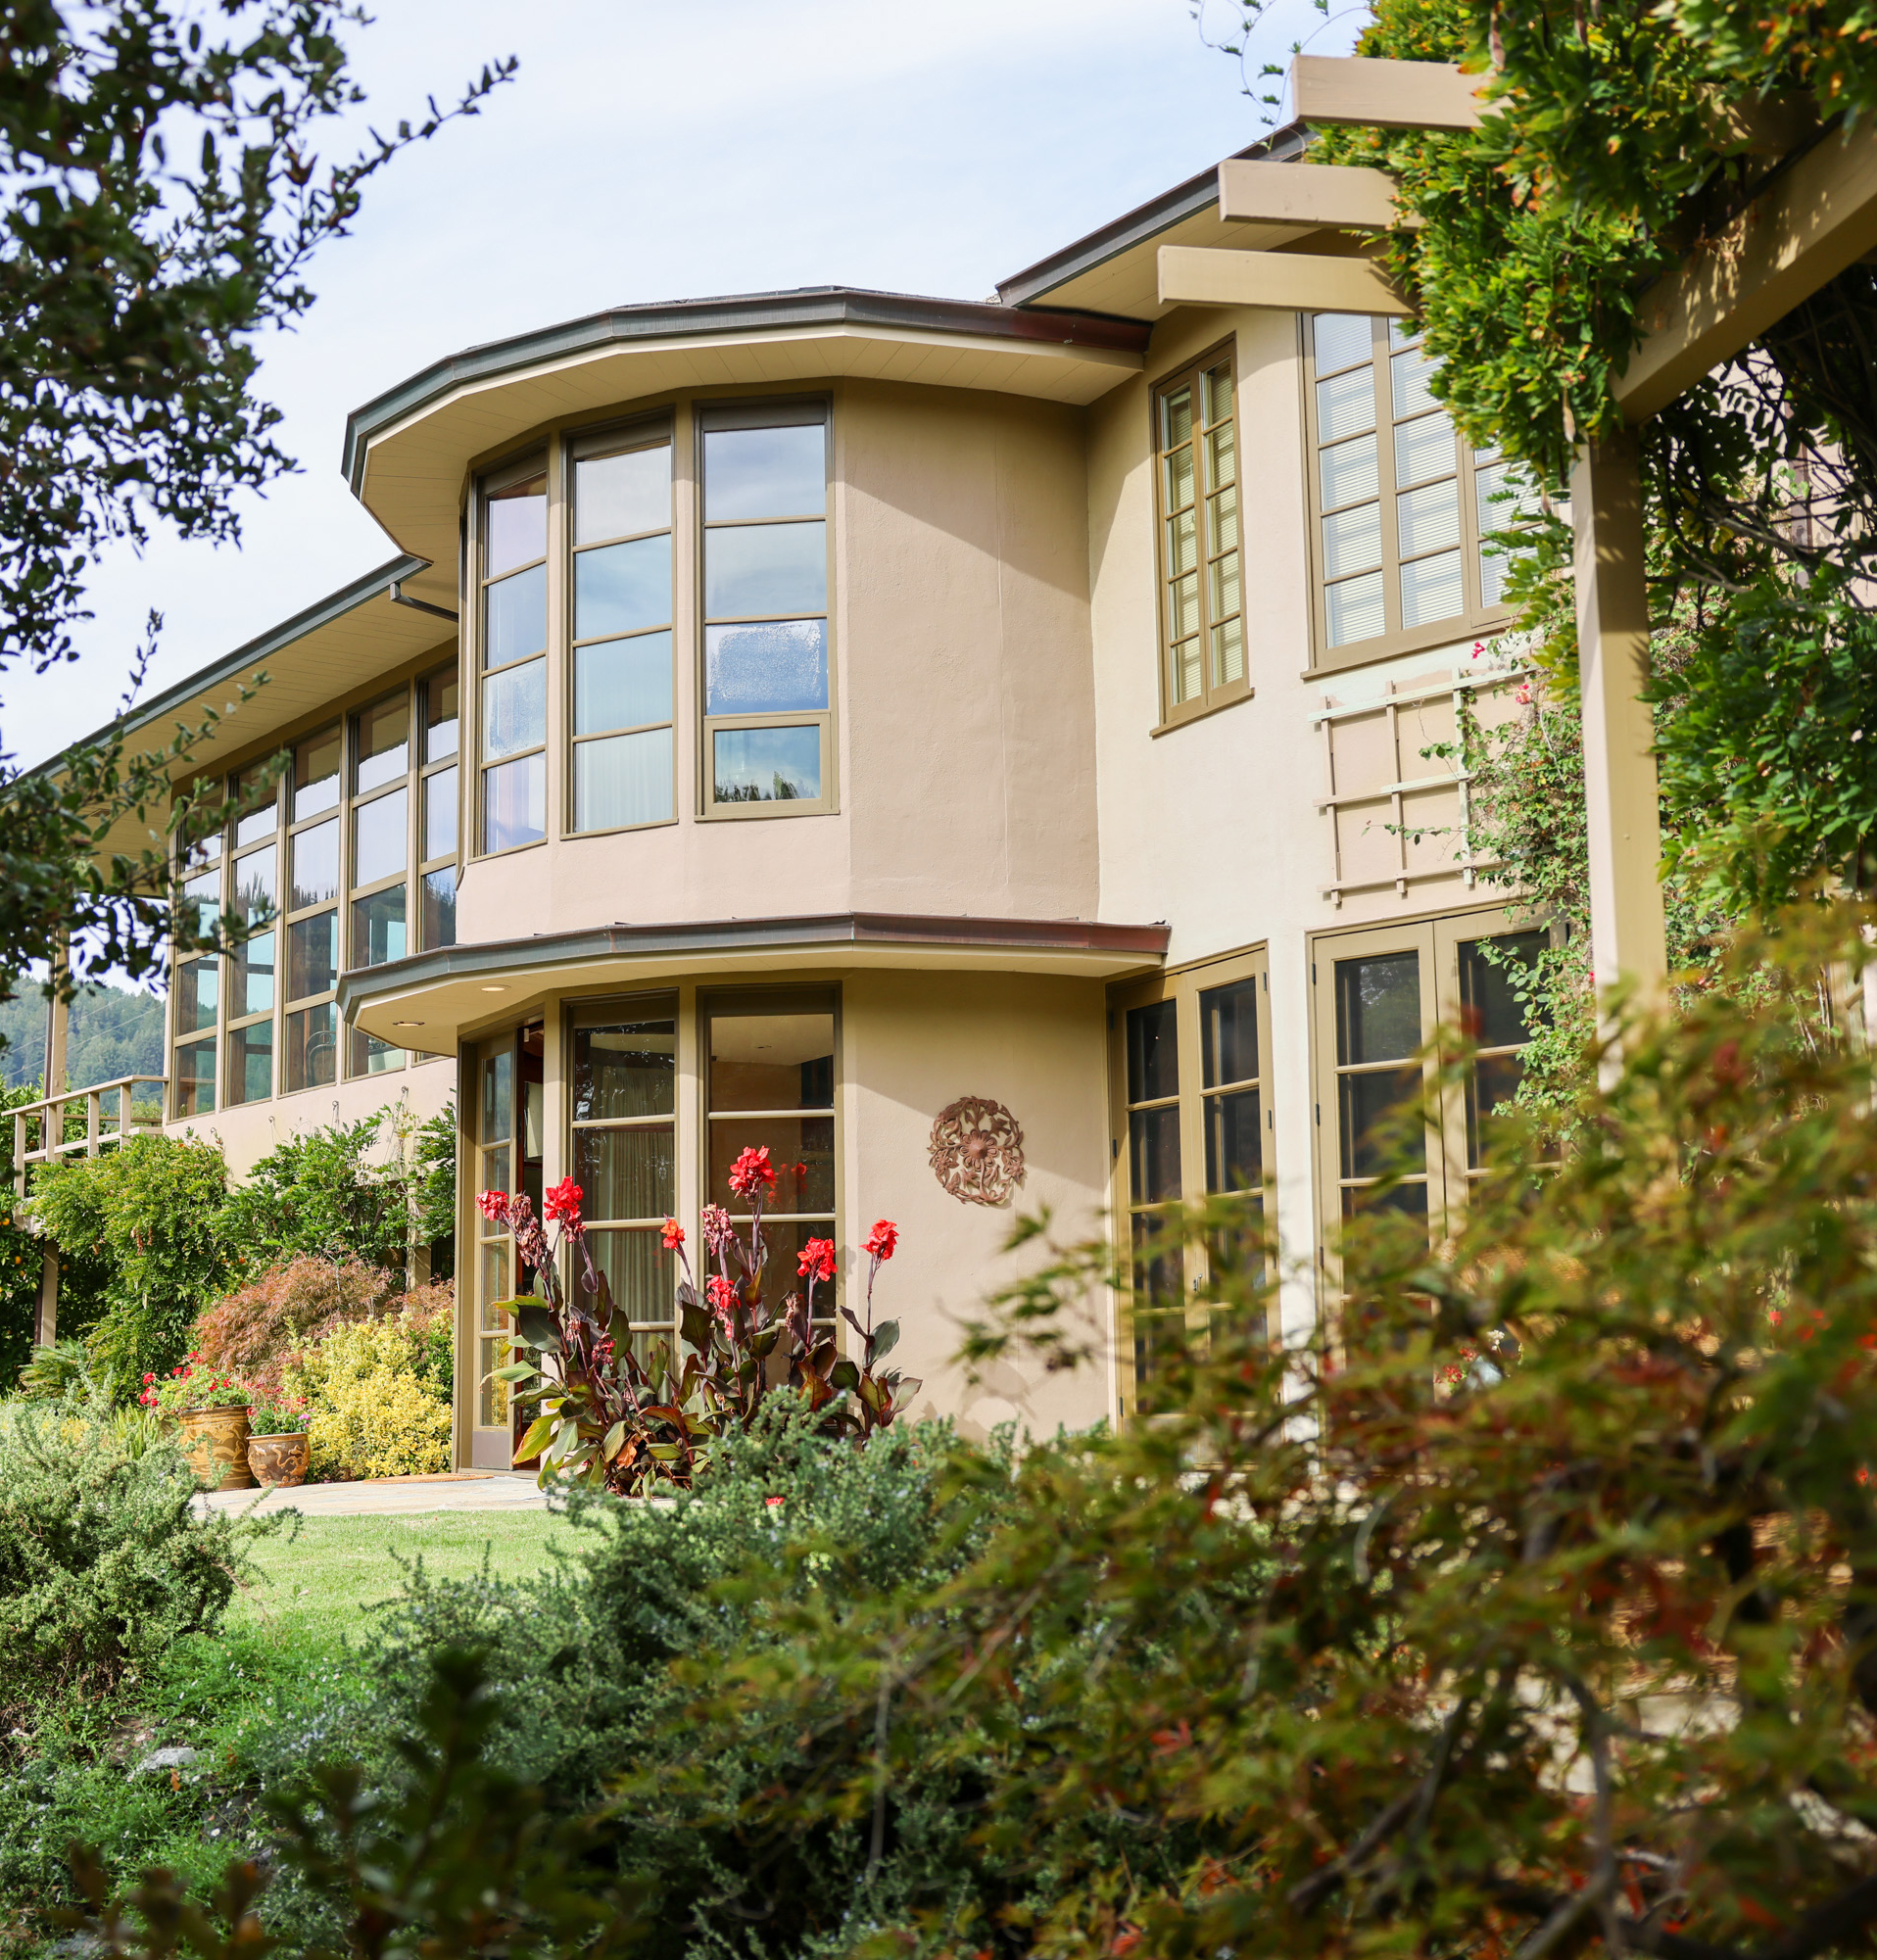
661;1218;685;1251
863;1219;898;1262
727;1145;777;1201
544;1177;583;1227
476;1189;510;1225
797;1238;837;1283
706;1274;738;1326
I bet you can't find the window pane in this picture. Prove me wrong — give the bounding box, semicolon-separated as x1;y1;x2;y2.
706;1116;835;1213
1201;979;1258;1087
1459;932;1546;1048
482;657;547;761
1391;344;1440;419
1204;362;1234;426
1212;616;1244;689
234;762;277;846
704;521;827;619
350;1027;405;1077
355;693;409;794
574;1125;676;1222
1326;571;1385;647
575;535;671;641
1395;410;1457;489
704;620;827;714
232;844;275;925
1314;312;1373;373
285;1002;337;1092
707;1010;834;1112
352;884;408;968
481;1049;513;1145
1317;364;1375;444
1129;1104;1180;1205
1209;550;1240;623
354;787;408;888
226;1021;272;1107
1205;1087;1261;1195
1164;442;1195;513
1167;507;1197;577
1336;952;1421;1065
1398;480;1461;559
1160;384;1193;450
704;424;826;522
1206;419;1235;494
423;669;458;763
1323;502;1381;580
1207;484;1238;558
294;726;340;820
1321;433;1379;509
1171;637;1202;706
421;867;457;950
482;753;546;852
1339;1068;1422;1180
291;819;339;912
1401;549;1464;627
1476;457;1539;534
423;766;457;861
231;929;274;1020
576;443;670;545
174;1036;216;1117
176;958;218;1036
287;910;338;1002
486;472;546;576
1167;570;1200;642
711;725;820;803
1126;999;1179;1104
1343;1173;1428;1219
576;631;672;735
586;1229;676;1326
182;868;220;940
574;730;673;832
574;1020;676;1122
1481;532;1532;608
485;563;548;669
1467;1051;1526;1168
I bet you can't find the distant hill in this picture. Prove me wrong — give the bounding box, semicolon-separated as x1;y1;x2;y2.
0;981;167;1094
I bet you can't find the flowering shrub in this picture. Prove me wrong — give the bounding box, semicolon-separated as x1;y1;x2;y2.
247;1394;310;1437
137;1356;251;1417
282;1304;452;1480
486;1151;917;1492
189;1253;395;1401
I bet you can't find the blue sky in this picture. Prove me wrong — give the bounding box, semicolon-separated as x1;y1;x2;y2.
17;0;1353;771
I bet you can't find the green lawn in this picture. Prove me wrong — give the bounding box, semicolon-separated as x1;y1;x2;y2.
228;1506;586;1647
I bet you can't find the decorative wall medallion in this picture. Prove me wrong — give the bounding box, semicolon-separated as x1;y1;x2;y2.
929;1096;1026;1207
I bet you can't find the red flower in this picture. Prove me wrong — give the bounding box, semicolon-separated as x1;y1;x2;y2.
141;1372;155;1384
476;1189;510;1224
797;1237;837;1283
764;1496;785;1508
863;1219;898;1262
727;1145;777;1201
706;1274;738;1325
545;1177;583;1227
661;1217;685;1251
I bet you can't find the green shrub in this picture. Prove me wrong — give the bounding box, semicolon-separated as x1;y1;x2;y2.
282;1290;454;1480
0;1398;259;1711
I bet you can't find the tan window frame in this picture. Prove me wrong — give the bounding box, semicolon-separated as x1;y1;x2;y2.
473;450;552;859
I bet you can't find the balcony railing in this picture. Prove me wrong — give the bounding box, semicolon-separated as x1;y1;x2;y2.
12;1076;168;1201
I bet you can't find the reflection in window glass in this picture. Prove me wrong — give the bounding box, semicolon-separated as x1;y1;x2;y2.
291;819;339;911
350;1028;405;1076
352;884;408;968
704;621;827;714
227;1021;272;1106
353;787;408;888
486;473;546;576
176;959;218;1035
174;1038;216;1118
355;694;409;793
234;761;278;846
182;870;221;940
232;845;276;925
285;1002;337;1092
704;425;826;521
423;669;458;763
288;910;339;1002
712;726;820;803
575;731;673;833
423;768;457;860
575;633;670;736
294;726;341;819
574;1020;676;1122
483;752;545;853
485;562;548;669
483;658;546;760
231;930;274;1019
576;444;669;546
421;867;457;949
703;522;826;619
575;537;670;640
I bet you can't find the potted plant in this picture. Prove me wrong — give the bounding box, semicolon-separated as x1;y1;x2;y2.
139;1357;255;1491
245;1397;312;1487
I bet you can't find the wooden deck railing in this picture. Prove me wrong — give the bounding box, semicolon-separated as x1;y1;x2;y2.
12;1076;168;1201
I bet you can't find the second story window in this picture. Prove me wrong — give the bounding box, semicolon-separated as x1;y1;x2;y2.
1305;314;1531;671
700;405;832;814
1153;350;1245;727
350;691;410;1076
478;458;548;854
419;665;459;948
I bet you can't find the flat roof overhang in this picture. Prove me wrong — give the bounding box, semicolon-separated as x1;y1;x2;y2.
340;911;1171;1054
49;556;457;861
343;288;1154;578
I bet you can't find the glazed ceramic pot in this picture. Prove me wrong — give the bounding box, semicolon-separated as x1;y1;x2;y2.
246;1431;311;1488
177;1405;255;1491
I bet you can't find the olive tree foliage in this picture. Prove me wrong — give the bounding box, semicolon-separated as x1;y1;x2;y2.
0;1;512;1012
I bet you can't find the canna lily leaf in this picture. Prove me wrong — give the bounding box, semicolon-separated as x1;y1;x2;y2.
830;1358;860;1393
515;1304;563;1355
512;1414;555;1463
869;1318;900;1362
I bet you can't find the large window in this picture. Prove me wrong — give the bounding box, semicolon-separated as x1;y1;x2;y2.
569;422;675;834
477;455;549;854
1305;313;1535;672
174;658;459;1114
1110;949;1271;1411
699;405;833;814
1313;914;1546;1252
1152;349;1245;727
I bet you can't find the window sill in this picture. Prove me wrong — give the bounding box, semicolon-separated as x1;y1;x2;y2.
564;815;679;842
1303;613;1513;682
470;837;550;864
1151;688;1254;739
698;801;837;822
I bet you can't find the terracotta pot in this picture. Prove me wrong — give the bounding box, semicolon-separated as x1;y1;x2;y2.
177;1405;254;1491
246;1431;311;1488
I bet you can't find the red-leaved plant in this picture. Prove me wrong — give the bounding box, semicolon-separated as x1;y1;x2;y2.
481;1146;919;1491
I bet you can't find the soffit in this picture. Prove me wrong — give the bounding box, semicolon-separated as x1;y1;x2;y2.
341;913;1171;1053
347;292;1153;576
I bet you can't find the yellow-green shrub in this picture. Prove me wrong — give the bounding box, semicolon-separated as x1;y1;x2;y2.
282;1304;452;1480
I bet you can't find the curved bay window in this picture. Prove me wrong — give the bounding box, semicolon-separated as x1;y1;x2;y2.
225;761;279;1106
478;456;549;853
419;665;459;948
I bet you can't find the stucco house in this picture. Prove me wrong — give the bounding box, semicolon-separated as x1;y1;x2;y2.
37;128;1543;1466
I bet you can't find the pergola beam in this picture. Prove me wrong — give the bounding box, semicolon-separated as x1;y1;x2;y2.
1158;245;1410;313
1616;118;1877;420
1218;159;1419;231
1291;56;1486;132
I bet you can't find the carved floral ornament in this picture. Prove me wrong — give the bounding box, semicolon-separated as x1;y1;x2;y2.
928;1096;1026;1208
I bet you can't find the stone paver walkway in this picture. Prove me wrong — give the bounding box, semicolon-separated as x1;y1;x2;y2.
196;1469;548;1519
